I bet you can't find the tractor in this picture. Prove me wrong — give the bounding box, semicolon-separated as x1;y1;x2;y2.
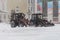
10;13;26;28
30;13;54;27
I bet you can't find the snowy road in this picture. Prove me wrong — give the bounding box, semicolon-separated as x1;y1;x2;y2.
0;23;60;40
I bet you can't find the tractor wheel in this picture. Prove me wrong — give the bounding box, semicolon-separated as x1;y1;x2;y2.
11;21;16;28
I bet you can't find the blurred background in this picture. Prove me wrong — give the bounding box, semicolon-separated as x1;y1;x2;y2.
0;0;60;24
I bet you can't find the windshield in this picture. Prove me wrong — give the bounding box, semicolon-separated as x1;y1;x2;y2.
31;14;42;20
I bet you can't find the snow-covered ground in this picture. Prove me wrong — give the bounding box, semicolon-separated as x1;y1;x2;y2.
0;23;60;40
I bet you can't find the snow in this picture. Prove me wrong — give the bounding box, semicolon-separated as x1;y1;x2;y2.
0;23;60;40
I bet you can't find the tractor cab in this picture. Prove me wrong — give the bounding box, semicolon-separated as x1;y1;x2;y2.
30;13;43;26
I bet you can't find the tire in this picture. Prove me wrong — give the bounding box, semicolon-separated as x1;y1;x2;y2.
11;21;16;28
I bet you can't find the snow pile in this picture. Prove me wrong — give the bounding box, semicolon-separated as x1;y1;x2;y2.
0;23;60;40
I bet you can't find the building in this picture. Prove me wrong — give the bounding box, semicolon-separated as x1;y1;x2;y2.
28;0;60;23
0;0;8;23
0;0;60;23
27;0;37;20
7;0;28;13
